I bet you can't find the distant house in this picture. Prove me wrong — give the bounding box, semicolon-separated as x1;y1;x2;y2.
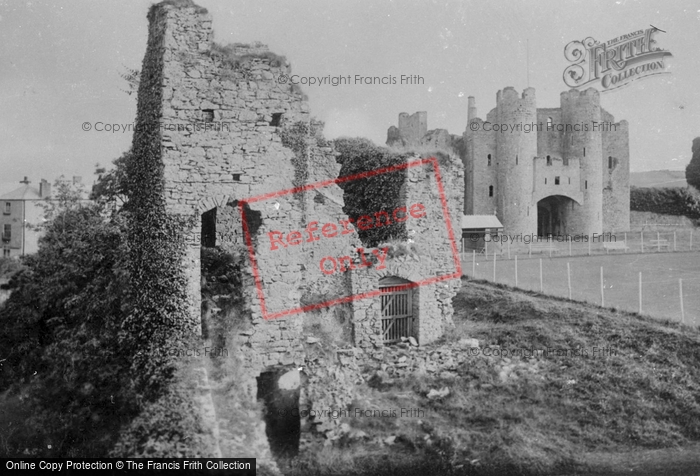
0;176;85;258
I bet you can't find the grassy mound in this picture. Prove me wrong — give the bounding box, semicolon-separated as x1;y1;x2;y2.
287;278;700;475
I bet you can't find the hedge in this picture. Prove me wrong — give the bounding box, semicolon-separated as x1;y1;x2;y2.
630;186;700;219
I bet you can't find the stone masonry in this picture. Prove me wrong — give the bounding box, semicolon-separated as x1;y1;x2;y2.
387;87;631;237
136;1;465;467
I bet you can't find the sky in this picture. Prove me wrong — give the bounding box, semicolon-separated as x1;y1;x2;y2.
1;0;699;188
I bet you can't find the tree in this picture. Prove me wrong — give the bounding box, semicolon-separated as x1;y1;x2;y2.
685;137;700;191
90;150;129;205
0;168;134;456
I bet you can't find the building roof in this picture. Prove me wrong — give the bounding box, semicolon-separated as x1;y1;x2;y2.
0;184;43;200
461;214;503;230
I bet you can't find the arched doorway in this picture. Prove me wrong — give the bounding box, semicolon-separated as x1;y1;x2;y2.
257;368;301;459
537;195;576;237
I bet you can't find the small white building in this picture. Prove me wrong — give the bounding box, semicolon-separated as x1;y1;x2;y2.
461;214;503;252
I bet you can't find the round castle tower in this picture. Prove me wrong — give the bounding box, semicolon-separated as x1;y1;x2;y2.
561;89;603;235
495;87;537;235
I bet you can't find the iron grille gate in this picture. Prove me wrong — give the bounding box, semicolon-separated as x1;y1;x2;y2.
379;279;414;344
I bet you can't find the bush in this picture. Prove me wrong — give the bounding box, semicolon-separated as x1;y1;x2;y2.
685;137;700;191
630;186;700;220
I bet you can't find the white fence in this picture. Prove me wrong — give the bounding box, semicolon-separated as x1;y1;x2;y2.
461;249;700;327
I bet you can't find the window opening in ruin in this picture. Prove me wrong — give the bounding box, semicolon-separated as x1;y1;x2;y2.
379;276;415;345
555;176;560;185
257;369;301;459
487;154;491;166
608;156;613;169
270;113;283;127
202;109;215;122
546;155;552;166
232;173;241;182
489;185;493;197
201;208;217;248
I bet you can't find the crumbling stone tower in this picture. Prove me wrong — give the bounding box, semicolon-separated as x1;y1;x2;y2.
138;1;315;372
132;2;465;463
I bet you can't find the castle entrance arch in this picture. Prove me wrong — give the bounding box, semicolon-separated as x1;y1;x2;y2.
537;195;576;237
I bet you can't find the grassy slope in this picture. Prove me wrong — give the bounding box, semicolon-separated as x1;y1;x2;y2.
289;278;700;476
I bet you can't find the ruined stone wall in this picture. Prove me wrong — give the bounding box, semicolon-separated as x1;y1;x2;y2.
350;152;464;349
140;3;465;465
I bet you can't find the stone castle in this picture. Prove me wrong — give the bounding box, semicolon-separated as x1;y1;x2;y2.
131;1;464;469
387;87;631;236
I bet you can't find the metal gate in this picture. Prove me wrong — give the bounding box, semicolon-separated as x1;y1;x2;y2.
379;276;414;344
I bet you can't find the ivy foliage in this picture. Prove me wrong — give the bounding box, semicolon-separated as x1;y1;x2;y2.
334;137;409;247
122;11;197;399
630;186;700;220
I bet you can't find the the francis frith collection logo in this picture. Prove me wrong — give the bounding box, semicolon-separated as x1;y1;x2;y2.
563;26;673;92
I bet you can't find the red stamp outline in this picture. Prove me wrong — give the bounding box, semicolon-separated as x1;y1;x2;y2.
239;156;462;320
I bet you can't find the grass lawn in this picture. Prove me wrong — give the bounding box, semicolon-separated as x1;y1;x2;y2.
468;251;700;326
288;278;700;475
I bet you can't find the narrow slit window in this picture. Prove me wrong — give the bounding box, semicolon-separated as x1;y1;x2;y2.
487;154;492;166
545;178;547;184
555;176;560;185
516;155;518;165
546;155;552;166
608;156;613;169
489;185;494;197
583;147;586;157
585;180;588;189
568;177;571;184
3;202;9;214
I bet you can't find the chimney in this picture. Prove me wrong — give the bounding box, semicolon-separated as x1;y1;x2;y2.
40;179;51;198
20;176;30;184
